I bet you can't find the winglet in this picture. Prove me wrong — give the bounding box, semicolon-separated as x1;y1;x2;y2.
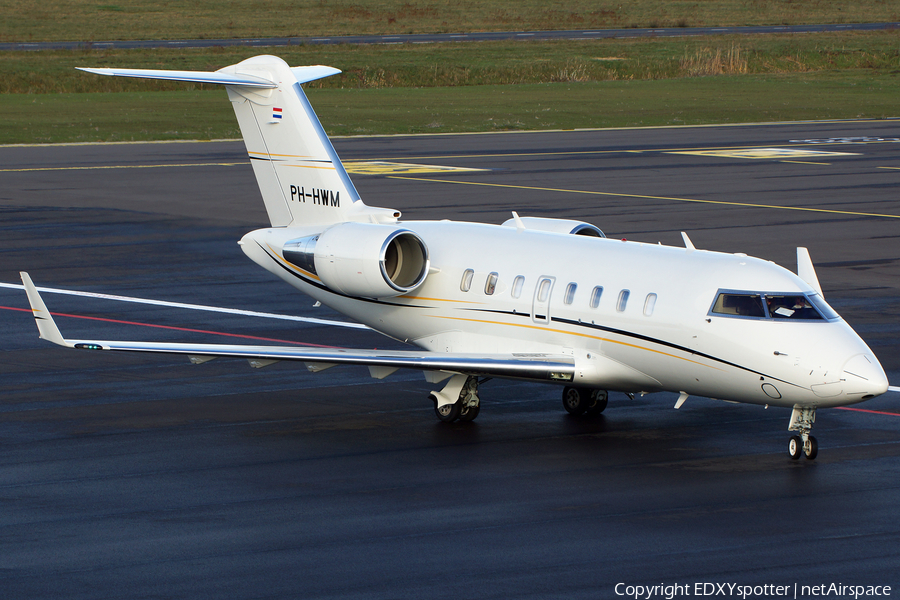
797;247;824;297
681;232;696;251
20;272;67;346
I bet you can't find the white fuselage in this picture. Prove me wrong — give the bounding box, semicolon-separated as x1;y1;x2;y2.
241;221;889;410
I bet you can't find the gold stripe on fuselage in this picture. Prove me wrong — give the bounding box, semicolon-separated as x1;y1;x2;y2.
427;314;722;371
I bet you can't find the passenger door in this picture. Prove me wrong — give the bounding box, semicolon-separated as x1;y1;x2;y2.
532;276;555;323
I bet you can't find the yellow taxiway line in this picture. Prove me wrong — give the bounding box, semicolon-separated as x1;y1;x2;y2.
388;176;900;220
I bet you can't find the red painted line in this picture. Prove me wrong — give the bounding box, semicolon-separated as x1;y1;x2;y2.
2;306;33;313
1;305;337;348
836;406;900;417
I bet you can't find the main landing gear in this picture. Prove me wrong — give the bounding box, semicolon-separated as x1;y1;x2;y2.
788;405;818;460
562;386;608;416
430;374;482;423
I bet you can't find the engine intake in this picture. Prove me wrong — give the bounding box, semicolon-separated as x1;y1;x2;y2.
283;223;429;298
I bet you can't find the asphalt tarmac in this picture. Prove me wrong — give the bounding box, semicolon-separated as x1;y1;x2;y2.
4;22;898;51
2;120;900;598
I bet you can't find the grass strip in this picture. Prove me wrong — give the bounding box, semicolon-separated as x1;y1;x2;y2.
3;72;898;144
3;33;900;94
4;33;898;143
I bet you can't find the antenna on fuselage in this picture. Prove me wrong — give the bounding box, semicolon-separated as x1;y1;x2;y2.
511;211;526;232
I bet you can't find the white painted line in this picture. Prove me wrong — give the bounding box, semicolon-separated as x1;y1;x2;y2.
0;282;369;329
888;386;900;393
669;147;860;160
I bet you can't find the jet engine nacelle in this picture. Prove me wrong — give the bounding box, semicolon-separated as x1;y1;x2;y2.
283;223;429;298
501;216;605;237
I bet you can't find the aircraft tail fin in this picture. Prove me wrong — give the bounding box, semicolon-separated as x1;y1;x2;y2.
79;56;397;228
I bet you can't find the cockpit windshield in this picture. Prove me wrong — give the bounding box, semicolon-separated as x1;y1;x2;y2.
709;290;839;321
711;293;765;318
765;295;820;319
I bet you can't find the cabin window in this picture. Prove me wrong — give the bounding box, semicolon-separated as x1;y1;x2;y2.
485;272;499;295
564;283;577;305
460;269;474;292
616;289;630;312
711;293;766;318
537;278;552;303
511;276;525;299
589;286;603;309
643;293;657;316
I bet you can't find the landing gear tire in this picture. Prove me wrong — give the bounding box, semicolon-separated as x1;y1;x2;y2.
562;386;590;415
804;435;818;460
788;406;818;460
430;375;482;424
459;404;480;422
432;395;461;423
585;390;609;416
789;435;803;460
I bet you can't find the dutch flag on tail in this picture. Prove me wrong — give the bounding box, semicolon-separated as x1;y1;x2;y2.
272;107;283;120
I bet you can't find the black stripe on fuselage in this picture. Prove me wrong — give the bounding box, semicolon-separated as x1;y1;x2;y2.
256;243;430;309
258;243;801;389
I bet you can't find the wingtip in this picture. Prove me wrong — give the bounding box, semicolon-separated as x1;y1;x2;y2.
20;272;67;346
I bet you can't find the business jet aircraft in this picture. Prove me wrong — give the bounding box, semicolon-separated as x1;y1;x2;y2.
21;55;890;460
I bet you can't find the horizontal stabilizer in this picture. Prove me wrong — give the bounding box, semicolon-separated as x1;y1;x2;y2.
290;66;343;84
77;65;342;88
78;56;365;229
76;67;278;88
21;275;575;383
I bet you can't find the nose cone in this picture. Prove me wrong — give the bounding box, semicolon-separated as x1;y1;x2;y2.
842;353;889;400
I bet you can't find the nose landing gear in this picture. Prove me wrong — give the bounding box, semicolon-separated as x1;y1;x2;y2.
788;406;818;460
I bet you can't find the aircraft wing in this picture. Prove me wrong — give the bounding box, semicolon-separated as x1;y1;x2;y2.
21;272;574;383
